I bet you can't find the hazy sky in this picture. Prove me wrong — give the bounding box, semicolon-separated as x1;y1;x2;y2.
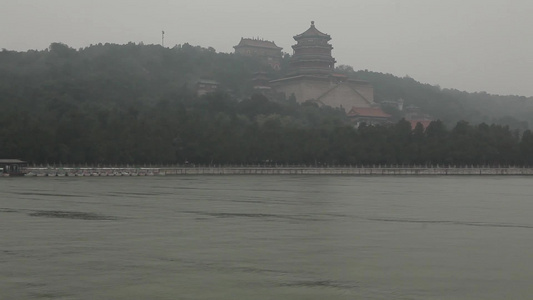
2;0;533;96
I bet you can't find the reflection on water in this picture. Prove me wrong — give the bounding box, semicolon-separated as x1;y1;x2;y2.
28;210;118;220
1;176;532;300
0;208;117;220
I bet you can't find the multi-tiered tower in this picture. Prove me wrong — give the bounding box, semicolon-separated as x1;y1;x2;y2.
288;21;336;76
271;22;376;113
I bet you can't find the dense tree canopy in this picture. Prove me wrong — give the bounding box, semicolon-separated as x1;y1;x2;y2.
1;43;532;165
339;68;533;128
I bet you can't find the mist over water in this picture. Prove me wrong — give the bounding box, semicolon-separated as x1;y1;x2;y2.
1;176;532;299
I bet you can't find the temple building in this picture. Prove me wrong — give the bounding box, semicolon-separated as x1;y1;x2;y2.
347;107;391;127
270;22;384;117
403;105;434;130
287;21;336;76
234;38;283;70
196;79;220;96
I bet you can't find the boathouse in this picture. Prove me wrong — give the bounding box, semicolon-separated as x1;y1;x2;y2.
0;159;28;176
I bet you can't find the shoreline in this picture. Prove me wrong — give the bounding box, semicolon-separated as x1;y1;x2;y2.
17;166;533;176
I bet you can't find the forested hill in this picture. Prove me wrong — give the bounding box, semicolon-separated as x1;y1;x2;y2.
3;43;532;126
337;66;533;129
0;42;266;108
1;43;533;165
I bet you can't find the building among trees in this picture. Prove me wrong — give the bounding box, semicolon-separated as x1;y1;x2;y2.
347;107;392;127
196;79;220;96
233;38;283;70
270;21;388;124
402;105;434;129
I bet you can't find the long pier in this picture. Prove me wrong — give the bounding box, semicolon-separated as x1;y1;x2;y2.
22;166;533;176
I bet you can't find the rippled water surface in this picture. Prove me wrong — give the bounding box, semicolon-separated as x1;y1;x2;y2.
1;176;532;299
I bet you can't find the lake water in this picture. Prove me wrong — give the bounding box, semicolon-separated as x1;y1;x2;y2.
1;175;532;299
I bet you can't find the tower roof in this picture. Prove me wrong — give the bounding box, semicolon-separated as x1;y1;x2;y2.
294;21;331;41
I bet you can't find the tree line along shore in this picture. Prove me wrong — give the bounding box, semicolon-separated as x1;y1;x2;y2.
2;43;533;166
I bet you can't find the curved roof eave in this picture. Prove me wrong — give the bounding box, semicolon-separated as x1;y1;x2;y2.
293;21;331;40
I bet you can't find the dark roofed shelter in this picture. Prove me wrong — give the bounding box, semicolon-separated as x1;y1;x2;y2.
0;159;28;176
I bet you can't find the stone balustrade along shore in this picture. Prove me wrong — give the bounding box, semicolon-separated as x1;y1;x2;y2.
19;166;533;176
